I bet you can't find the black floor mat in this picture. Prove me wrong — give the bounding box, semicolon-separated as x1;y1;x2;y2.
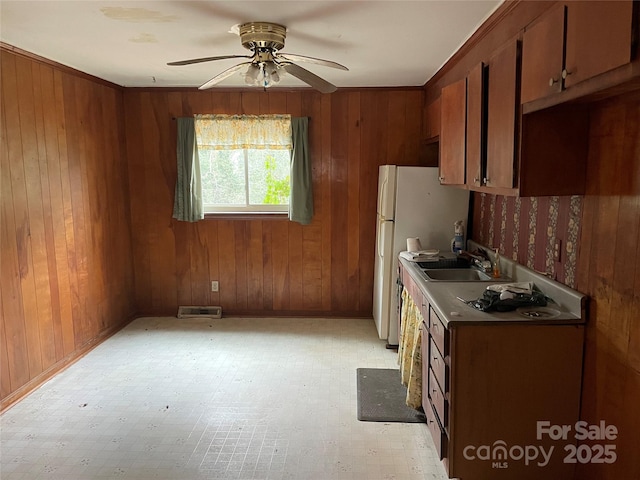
356;368;426;423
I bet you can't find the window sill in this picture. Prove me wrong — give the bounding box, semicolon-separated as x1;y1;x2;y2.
203;212;289;221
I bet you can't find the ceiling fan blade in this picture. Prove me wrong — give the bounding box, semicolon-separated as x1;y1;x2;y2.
167;55;251;66
199;62;252;90
280;63;337;94
278;53;348;71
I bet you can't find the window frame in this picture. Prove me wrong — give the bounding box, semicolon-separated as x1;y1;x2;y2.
195;115;293;216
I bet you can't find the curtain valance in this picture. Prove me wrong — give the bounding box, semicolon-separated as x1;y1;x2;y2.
195;114;292;150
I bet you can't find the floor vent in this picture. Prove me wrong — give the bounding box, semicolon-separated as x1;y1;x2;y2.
177;306;222;319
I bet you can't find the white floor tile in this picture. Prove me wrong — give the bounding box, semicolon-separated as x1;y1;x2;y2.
1;317;448;480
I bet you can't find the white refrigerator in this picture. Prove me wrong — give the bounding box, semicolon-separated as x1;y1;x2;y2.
372;165;470;345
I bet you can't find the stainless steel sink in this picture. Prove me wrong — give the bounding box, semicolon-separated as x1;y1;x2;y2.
421;268;494;281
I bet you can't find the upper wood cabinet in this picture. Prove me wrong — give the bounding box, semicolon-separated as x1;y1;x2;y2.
438;64;485;188
478;37;589;197
521;4;565;104
465;63;486;189
565;0;634;87
521;1;635;104
485;38;519;190
439;78;467;185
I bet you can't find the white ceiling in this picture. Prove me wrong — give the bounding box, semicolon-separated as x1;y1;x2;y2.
0;1;502;90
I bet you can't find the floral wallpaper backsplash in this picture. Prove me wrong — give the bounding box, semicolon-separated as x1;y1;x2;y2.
472;193;583;288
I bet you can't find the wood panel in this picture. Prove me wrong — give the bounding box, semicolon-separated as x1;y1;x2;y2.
123;87;424;316
574;95;640;480
0;48;136;409
423;97;441;140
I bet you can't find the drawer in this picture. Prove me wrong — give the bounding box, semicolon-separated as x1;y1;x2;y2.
425;400;448;461
429;336;448;393
429;307;448;356
428;366;448;428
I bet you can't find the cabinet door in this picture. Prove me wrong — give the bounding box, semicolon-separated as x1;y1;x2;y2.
521;4;565;103
486;39;520;190
564;0;634;88
465;62;485;188
439;78;466;185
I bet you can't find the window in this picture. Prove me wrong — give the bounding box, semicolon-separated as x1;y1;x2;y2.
195;114;292;214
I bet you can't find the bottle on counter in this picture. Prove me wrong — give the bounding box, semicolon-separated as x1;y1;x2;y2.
493;248;501;278
452;220;464;253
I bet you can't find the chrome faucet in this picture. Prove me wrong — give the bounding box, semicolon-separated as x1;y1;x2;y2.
460;250;492;273
473;257;493;273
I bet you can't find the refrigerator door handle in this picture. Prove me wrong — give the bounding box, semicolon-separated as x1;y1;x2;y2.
378;220;392;259
378;177;388;217
377;219;384;258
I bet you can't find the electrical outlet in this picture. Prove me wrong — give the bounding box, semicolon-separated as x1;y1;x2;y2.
554;239;562;262
211;281;219;292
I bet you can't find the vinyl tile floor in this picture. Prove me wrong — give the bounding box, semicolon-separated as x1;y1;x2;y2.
1;316;448;480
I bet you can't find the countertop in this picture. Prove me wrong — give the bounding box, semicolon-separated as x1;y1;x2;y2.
400;241;587;328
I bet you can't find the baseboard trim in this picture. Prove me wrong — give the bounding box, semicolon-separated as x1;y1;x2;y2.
0;314;136;413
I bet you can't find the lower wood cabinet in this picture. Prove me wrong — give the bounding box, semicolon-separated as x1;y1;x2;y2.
401;268;585;480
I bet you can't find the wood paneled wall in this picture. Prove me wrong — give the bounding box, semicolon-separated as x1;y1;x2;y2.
123;88;424;316
0;50;136;408
574;94;640;480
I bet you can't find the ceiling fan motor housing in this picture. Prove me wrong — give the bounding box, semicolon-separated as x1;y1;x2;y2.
239;22;287;52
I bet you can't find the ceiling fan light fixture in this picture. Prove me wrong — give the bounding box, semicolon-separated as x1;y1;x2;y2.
169;20;345;93
265;62;281;84
243;62;283;89
244;64;261;85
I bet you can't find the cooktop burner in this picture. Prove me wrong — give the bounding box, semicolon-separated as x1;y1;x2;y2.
516;307;561;319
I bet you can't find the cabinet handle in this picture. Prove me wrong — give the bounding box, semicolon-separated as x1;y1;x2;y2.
473;177;480;184
483;177;489;185
438;176;445;183
548;77;560;86
562;69;573;80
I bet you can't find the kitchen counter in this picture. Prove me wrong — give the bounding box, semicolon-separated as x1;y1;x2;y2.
399;241;586;327
400;242;587;480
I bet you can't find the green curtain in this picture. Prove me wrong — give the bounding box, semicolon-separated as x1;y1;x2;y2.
289;117;313;225
172;117;203;222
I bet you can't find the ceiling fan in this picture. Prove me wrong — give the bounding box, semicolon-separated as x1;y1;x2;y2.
167;21;348;93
